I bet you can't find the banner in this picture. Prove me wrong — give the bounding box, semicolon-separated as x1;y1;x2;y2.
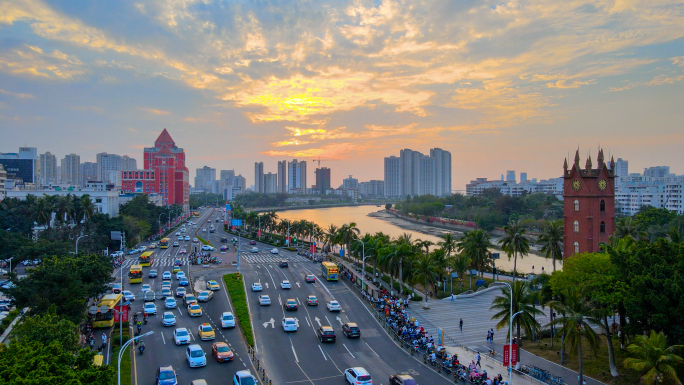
113;305;129;322
512;343;518;365
257;230;262;236
310;244;317;253
503;344;510;366
438;328;443;347
503;344;518;366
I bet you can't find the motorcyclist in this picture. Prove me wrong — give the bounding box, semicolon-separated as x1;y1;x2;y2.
136;320;142;333
143;312;148;325
133;313;138;324
429;352;437;362
138;340;145;355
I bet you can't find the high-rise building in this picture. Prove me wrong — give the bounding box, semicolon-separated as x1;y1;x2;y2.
615;158;628;178
643;166;670;178
121;129;189;210
315;167;331;194
563;149;615;257
277;160;287;193
80;162;98;187
419;156;435;196
342;175;358;190
506;170;516;182
194;166;216;192
61;154;81;185
287;159;307;193
430;148;452;196
0;164;6;200
122;155;138;171
96;153;123;183
39;152;58;186
0;147;38;185
254;162;264;193
224;175;246;200
384;156;402;197
520;172;528;183
263;172;278;194
359;180;385;196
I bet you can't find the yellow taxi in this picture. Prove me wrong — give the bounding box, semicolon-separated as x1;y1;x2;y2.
206;280;220;291
198;323;215;340
188;303;203;317
173;265;181;273
149;243;157;249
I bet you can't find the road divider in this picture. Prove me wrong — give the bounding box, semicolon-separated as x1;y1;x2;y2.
222;273;254;347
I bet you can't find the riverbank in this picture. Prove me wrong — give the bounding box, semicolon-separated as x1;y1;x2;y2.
252;202;390;213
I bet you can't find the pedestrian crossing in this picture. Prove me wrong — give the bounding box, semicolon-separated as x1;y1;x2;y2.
121;257;190;269
239;252;309;264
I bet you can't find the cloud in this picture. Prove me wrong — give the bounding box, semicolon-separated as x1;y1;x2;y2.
609;74;684;92
672;56;684;67
546;79;597;89
139;108;171;115
0;89;35;98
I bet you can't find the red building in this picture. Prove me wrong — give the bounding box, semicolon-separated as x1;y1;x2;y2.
563;148;615;257
121;129;189;210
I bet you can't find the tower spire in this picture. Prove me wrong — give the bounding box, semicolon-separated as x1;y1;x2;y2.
574;148;581;167
585;154;593;171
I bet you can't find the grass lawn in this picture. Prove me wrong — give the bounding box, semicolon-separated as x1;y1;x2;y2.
522;336;641;385
110;327;131;385
223;273;254;347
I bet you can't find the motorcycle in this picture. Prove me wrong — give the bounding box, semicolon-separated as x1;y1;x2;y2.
138;343;145;355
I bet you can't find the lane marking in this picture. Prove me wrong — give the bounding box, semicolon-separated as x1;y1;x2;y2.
161;332;166;345
318;345;327;361
305;317;310;327
291;345;299;362
366;342;380;357
343;343;355;358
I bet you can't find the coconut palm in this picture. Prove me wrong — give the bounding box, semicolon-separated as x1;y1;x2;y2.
499;220;530;281
457;229;493;277
53;194;74;225
438;232;457;259
75;195;96;226
623;330;684;385
377;243;400;295
614;217;647;241
339;222;360;262
547;287;601;384
490;280;544;347
666;227;682;244
538;220;564;271
450;254;471;290
34;196;54;230
411;253;439;305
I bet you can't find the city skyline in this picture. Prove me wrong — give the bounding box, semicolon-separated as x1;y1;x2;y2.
1;1;683;190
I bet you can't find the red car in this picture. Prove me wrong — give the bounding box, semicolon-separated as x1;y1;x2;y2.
220;245;228;251
305;274;316;283
212;342;234;362
250;240;257;245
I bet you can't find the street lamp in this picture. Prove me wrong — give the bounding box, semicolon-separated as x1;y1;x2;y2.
499;280;522;385
118;331;154;385
355;240;370;291
75;234;88;255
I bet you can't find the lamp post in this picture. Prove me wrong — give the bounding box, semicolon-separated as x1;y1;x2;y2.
118;331;153;385
158;213;166;236
75;234;88;255
355;240;369;292
499;280;522;385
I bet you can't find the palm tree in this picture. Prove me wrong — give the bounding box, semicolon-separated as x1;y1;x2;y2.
450;254;471;291
538;220;564;272
377;243;400;295
54;194;74;225
499;220;530;280
438;232;457;259
339;222;360;263
411;253;439;306
547;287;601;384
490;280;544;347
34;196;53;230
666;227;682;244
614;217;647;241
623;330;684;385
324;224;339;252
76;195;96;227
457;229;493;277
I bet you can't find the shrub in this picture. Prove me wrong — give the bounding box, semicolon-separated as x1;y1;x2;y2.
222;273;254;347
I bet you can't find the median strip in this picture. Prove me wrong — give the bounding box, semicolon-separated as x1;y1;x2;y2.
222;273;254;347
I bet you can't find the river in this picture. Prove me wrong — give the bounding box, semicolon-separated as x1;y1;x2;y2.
276;205;560;275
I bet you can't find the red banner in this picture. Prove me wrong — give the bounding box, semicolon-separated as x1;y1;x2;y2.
503;344;510;366
113;305;129;322
310;245;317;252
231;226;236;230
512;343;518;365
257;230;262;236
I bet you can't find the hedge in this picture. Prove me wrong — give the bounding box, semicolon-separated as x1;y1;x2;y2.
196;235;210;246
222;273;254;347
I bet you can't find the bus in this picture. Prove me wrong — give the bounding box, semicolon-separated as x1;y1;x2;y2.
139;251;155;267
129;264;143;284
159;238;170;249
321;261;339;281
193;211;200;217
90;293;122;328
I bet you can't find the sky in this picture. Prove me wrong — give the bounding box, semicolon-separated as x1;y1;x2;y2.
1;0;683;191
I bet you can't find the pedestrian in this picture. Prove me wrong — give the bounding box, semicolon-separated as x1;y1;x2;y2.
459;318;463;331
490;328;494;343
487;330;491;343
476;352;481;368
451;293;454;302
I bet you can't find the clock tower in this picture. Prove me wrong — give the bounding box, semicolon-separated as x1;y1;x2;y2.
563;148;615;257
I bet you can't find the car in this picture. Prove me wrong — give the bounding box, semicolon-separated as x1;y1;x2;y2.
149;243;157;249
142;284;151;292
179;277;189;286
193;238;199;243
389;374;417;385
249;240;257;245
144;302;157;315
258;295;271;306
280;280;291;289
186;344;207;368
221;312;236;328
156;365;178;385
127;249;138;255
282;317;298;332
184;236;190;241
165;297;177;309
305;274;316;283
345;367;372;385
184;294;197;306
144;291;156;301
149;269;158;278
251;282;262;292
209;229;215;233
112;283;122;294
162;312;176;326
207;280;220;290
233;370;258;385
327;300;341;312
250;247;258;253
1;282;15;290
176;271;185;280
162;281;172;290
176;232;181;236
173;265;181;273
215;219;219;222
179;248;187;255
188;304;202;316
173;242;179;247
122;290;135;301
197;290;214;302
161;288;172;298
220;237;228;243
279;260;288;268
212;342;234;362
318;326;336;342
163;271;172;280
176;287;186;297
140;246;147;252
201;245;215;251
342;322;361;338
220;245;228;251
173;328;191;345
207;219;211;222
197;323;215;340
307;295;318;306
284;299;298;311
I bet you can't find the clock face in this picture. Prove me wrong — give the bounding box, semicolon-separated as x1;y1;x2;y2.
598;179;607;191
572;179;581;191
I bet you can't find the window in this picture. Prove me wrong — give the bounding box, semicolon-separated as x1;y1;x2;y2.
95;198;102;203
574;221;579;233
600;199;606;212
600;221;606;233
574;200;579;211
574;242;579;253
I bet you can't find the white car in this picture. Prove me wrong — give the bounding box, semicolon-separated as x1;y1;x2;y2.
281;280;291;290
174;327;191;345
201;245;215;251
184;236;190;241
144;302;157;315
165;297;177;309
176;271;185;280
271;248;279;254
251;282;262;292
142;284;151;293
327;300;341;312
122;290;135;301
344;367;372;384
186;344;207;368
258;295;271;306
250;247;258;253
197;290;213;302
282;317;298;332
221;312;235;328
140;246;147;251
162;271;172;280
176;232;181;236
162;311;176;326
193;238;199;243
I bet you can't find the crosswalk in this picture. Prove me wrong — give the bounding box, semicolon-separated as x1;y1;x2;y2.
121;257;190;269
239;252;310;264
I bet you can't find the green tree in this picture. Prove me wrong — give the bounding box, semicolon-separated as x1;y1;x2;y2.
490;280;544;347
623;330;683;385
499;219;530;280
457;229;492;277
411;253;439;306
438;232;457;259
538;219;564;271
450;254;471;290
13;310;80;352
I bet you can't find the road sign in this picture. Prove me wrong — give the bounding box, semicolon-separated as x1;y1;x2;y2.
231;219;242;226
110;231;124;240
225;204;232;211
490;252;500;260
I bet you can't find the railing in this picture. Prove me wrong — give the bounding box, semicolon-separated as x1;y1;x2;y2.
246;345;275;385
